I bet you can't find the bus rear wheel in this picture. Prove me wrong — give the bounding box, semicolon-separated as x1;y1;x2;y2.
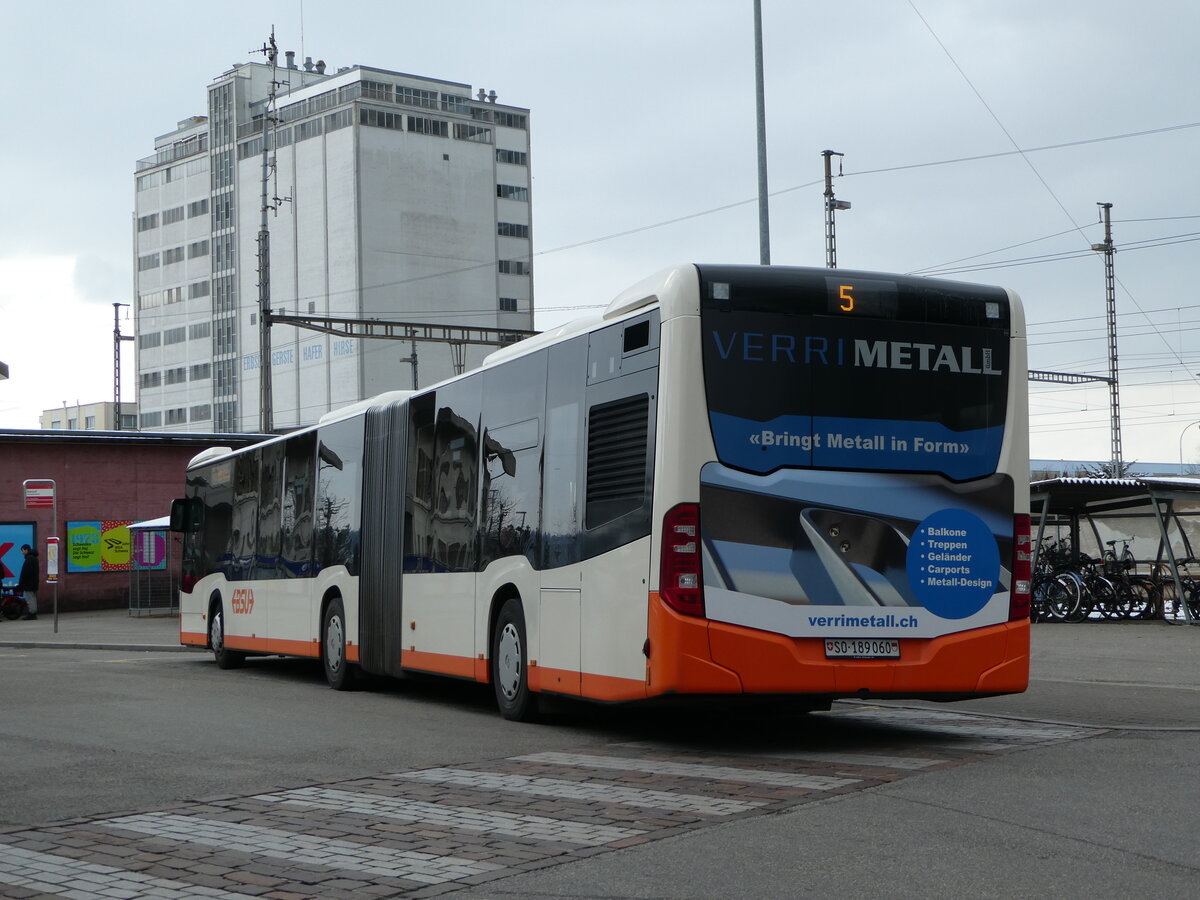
322;597;357;691
492;598;539;722
210;603;245;670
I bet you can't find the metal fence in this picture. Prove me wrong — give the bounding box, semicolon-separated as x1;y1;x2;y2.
128;519;180;616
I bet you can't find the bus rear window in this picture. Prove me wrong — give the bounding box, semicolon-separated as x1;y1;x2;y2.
699;267;1010;481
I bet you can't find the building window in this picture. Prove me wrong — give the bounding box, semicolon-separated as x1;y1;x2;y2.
499;297;518;312
139;292;161;310
212;192;233;231
308;90;337;114
188;240;210;259
162;206;185;225
67;418;77;429
165;287;183;304
137;253;161;271
213;274;236;312
136;171;161;192
50;420;62;429
360;107;403;130
214;319;237;355
208;82;234;146
296;119;323;142
85;416;96;429
362;80;393;102
121;414;138;429
213;234;235;271
189;322;211;340
137;213;159;232
397;86;438;109
494;112;527;129
496;148;528;166
165;408;187;425
187;198;209;218
497;222;530;238
498;260;529;275
237;137;263;160
190;363;212;381
189;404;212;422
211;149;233;190
214;359;238;395
139;333;162;350
189;280;210;300
140;371;162;389
165;367;187;385
496;184;529;201
441;94;471;114
163;246;185;265
407;115;449;137
164;326;187;345
325;108;353;132
140;411;162;428
453;123;492;144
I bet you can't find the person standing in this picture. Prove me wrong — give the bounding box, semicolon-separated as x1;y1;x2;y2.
18;544;39;621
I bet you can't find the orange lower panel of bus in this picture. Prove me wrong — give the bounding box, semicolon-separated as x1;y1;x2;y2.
646;593;1029;699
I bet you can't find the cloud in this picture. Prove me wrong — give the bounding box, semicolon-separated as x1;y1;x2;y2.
74;255;131;306
0;257;134;429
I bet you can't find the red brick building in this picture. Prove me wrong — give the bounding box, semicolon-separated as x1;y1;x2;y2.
0;429;266;611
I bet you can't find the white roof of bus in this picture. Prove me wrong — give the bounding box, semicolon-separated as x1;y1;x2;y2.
482;263;697;369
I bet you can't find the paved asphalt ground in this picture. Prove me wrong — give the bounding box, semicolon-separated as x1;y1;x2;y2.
1;611;1197;898
3;609;1196;729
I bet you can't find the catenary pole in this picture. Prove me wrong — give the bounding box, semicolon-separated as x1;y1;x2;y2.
753;0;770;264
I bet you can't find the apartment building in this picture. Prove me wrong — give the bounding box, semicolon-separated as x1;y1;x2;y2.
133;55;533;432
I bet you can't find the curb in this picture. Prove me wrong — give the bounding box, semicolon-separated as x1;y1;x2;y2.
0;641;200;652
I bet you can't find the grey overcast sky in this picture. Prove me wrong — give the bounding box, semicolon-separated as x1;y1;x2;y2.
1;0;1198;465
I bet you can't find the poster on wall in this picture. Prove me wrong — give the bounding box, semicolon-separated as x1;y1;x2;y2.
66;521;134;573
1;523;36;587
133;528;168;571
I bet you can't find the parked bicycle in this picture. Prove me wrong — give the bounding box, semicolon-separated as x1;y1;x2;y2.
0;587;29;621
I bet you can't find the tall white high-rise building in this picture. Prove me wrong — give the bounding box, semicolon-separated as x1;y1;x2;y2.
133;54;533;432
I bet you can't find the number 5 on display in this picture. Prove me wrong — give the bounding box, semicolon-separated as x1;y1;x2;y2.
839;284;854;312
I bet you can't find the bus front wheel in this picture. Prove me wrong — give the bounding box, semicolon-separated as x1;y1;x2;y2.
492;598;539;722
210;602;245;670
322;597;357;691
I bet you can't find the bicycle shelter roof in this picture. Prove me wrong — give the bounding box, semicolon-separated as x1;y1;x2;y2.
1030;475;1200;516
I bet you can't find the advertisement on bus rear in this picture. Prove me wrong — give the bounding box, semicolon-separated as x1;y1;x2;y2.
698;465;1015;639
698;268;1015;639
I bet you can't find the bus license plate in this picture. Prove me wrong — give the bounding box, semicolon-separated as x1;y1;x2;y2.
824;638;900;659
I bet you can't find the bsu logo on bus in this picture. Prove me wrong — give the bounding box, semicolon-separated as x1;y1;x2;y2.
231;588;254;614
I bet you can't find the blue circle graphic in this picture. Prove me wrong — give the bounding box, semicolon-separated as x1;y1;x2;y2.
907;508;1000;619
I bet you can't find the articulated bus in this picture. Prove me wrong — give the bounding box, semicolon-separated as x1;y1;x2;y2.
171;264;1031;720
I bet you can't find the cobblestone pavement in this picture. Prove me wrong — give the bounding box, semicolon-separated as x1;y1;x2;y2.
0;705;1100;899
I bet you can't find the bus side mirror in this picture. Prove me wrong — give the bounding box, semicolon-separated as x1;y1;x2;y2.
170;497;203;532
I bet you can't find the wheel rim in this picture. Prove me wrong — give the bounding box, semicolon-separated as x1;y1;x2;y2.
496;621;522;701
210;610;224;653
326;612;345;674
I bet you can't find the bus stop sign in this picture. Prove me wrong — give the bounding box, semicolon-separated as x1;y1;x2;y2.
23;480;55;509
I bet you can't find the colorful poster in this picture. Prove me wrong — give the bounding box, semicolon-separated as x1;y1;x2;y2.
66;521;134;572
133;529;168;571
0;523;36;586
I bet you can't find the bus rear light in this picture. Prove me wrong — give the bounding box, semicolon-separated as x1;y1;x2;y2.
661;503;704;617
181;573;198;594
1010;513;1032;621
